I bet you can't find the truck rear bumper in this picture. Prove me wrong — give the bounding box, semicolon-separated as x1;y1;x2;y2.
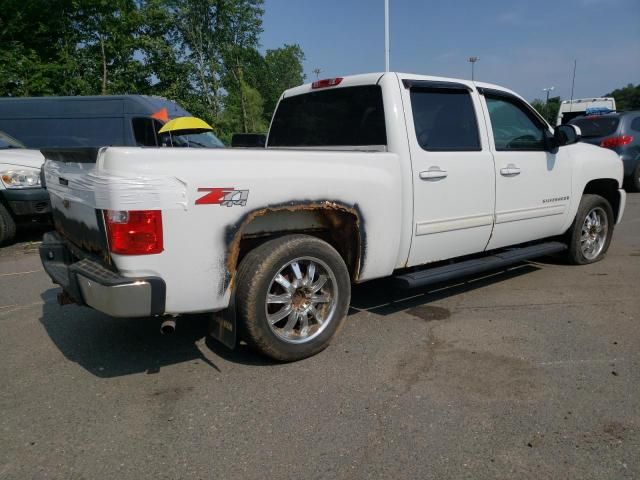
39;232;166;317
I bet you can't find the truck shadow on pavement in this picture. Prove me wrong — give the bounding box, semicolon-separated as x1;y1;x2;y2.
0;225;51;256
39;289;227;377
38;262;543;377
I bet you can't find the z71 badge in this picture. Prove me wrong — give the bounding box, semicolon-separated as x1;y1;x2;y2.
196;188;249;207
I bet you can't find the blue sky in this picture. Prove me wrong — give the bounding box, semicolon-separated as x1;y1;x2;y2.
260;0;640;102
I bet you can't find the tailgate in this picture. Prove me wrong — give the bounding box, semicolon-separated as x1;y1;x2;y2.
41;148;110;259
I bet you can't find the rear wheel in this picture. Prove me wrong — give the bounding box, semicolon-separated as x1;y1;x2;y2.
566;194;614;265
235;235;351;361
0;203;16;246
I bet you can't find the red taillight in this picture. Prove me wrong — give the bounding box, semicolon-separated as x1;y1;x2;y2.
104;210;163;255
311;77;343;89
600;135;633;148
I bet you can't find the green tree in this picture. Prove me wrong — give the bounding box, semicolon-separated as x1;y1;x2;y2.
174;0;264;126
0;0;304;142
218;43;305;128
605;83;640;111
531;96;561;124
137;0;193;100
261;44;305;120
72;0;149;95
0;0;78;95
220;79;268;142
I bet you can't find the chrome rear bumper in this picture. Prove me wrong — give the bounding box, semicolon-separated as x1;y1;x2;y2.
40;232;165;317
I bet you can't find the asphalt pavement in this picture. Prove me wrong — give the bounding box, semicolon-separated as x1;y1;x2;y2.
1;195;639;480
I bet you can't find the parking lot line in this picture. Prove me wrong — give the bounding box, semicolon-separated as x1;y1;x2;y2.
0;269;43;277
539;358;624;366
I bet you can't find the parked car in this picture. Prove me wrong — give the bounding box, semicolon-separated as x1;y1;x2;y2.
0;95;221;148
39;72;625;361
569;110;640;191
0;131;49;245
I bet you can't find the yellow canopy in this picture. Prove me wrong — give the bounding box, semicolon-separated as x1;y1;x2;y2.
158;116;213;134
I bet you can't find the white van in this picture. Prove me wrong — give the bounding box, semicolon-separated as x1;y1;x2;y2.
556;97;616;125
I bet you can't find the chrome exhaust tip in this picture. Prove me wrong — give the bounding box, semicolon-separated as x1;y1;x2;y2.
160;318;176;335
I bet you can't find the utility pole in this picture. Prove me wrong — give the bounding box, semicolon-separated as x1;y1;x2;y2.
543;86;555;121
384;0;390;72
569;59;577;112
468;56;479;81
313;68;321;80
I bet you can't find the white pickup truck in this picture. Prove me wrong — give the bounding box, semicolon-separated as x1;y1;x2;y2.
40;72;626;361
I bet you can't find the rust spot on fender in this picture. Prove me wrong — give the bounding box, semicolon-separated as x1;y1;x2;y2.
223;200;366;294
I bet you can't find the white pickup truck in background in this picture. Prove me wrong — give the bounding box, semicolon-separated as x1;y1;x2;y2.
0;131;49;244
40;72;626;361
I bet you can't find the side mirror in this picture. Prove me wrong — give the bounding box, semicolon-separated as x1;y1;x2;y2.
554;124;581;147
231;133;266;148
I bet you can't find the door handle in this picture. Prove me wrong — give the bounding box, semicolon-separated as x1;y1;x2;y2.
500;164;521;176
420;167;448;180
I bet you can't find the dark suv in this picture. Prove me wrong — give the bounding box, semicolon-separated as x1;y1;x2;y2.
569;111;640;191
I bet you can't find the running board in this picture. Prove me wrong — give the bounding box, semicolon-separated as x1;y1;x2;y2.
393;241;567;289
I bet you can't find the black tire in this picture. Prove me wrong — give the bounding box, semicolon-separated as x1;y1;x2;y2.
629;163;640;193
235;234;351;362
566;194;614;265
0;202;17;246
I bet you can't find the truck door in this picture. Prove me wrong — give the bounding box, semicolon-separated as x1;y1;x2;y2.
401;80;496;266
479;89;572;250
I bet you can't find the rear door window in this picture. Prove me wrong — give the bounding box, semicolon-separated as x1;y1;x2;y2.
268;85;386;147
410;88;480;151
569;116;620;138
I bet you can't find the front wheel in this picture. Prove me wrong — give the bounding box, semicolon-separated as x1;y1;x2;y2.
566;194;614;265
235;234;351;361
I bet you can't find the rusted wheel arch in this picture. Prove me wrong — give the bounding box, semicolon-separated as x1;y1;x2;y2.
224;201;365;292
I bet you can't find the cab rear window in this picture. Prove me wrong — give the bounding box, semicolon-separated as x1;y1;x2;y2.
268;85;386;147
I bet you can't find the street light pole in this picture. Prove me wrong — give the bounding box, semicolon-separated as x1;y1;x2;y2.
384;0;390;72
542;86;555;120
468;56;479;81
543;86;555;104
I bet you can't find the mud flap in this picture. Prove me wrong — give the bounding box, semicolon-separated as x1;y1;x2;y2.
209;295;237;349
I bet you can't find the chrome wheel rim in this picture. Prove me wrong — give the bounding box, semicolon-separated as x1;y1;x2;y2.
580;207;608;260
265;256;338;344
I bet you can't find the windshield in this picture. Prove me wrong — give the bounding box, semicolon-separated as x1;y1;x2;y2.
569;116;620;138
160;130;224;148
0;131;26;149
